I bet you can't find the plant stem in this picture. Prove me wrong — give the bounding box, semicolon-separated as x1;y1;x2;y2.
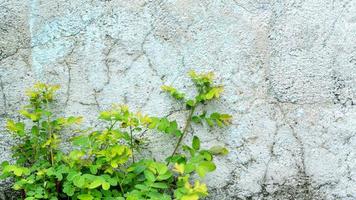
119;183;124;195
21;189;26;199
108;120;118;131
46;100;54;166
118;171;127;194
130;126;135;163
167;106;195;165
32;121;40;164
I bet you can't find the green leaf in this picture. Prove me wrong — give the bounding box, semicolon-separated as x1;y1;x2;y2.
151;182;169;189
196;161;216;178
219;114;232;125
161;85;185;100
101;175;118;186
174;130;183;137
13;167;23;176
199;150;213;161
144;170;156;182
131;164;146;174
99;111;112;121
183;145;195;156
72;136;90;148
67;171;81;181
216;119;223;127
91;190;102;198
102;181;110;190
167;121;179;135
155;163;168;175
63;182;75;196
77;194;94;200
135;184;149;191
165;155;186;164
205;87;223;100
209;113;219;119
69;150;85;160
191;116;201;124
186;99;196;107
4;165;29;177
188;70;214;85
148;117;160;129
31;126;39;135
209;146;229;155
55;172;63;180
209;113;232;126
19;110;38;121
1;161;9;168
88;179;102;189
6;120;25;136
184;163;195;174
73;175;85;188
157;173;172;181
67;116;83;124
111;145;126;156
89;165;99;174
192;136;200;150
205;118;214;127
157;118;170;132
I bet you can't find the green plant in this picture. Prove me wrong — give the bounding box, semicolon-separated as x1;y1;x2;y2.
1;71;232;200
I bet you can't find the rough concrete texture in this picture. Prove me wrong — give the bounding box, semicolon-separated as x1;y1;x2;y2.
0;0;356;199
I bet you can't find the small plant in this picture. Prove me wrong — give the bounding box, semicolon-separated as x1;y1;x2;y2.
1;71;232;200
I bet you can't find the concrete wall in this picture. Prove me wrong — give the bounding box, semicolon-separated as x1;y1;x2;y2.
1;0;356;199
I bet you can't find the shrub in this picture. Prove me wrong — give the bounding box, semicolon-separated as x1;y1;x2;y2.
1;71;231;200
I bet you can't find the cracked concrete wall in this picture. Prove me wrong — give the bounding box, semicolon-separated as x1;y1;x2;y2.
0;0;356;199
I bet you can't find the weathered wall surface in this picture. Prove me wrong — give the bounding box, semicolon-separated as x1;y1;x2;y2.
1;0;356;199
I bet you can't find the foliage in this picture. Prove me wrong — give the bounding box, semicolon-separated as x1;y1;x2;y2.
1;71;232;200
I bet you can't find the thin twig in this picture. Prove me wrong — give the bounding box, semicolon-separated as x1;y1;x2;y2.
167;106;196;165
130;126;135;163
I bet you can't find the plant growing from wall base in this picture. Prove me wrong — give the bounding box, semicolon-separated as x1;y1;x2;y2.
1;70;232;200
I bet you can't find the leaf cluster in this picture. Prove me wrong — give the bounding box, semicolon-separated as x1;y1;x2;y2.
1;71;232;200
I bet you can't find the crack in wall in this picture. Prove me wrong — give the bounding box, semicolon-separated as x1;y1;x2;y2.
273;103;313;200
92;89;102;111
259;107;280;197
102;35;122;86
232;0;256;14
64;61;72;106
0;76;7;117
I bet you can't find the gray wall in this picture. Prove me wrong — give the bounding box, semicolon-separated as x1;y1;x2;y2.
1;0;356;199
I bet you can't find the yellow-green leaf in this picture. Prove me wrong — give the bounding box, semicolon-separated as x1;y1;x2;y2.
102;181;110;190
88;179;102;189
173;163;185;174
77;194;93;200
209;146;229;155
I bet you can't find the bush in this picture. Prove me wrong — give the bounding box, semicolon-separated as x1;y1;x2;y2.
0;71;231;200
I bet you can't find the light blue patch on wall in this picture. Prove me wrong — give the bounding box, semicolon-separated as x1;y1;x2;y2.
29;0;103;79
